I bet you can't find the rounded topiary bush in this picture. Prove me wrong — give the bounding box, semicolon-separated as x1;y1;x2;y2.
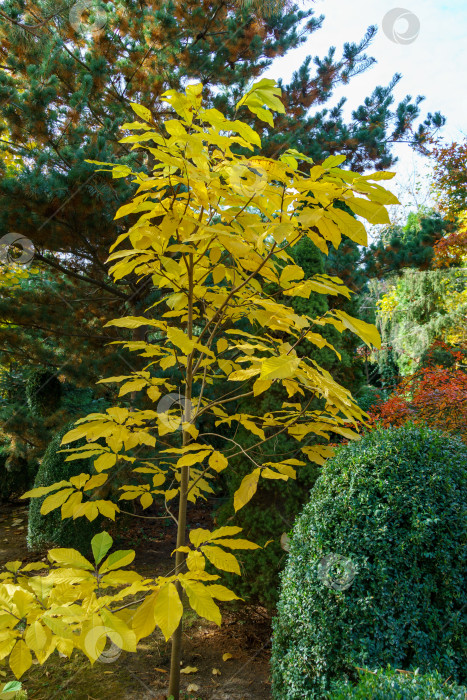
271;425;467;699
327;667;467;699
27;424;103;555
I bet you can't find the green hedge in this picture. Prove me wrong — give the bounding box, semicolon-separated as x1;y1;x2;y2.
327;667;467;699
27;425;103;555
271;425;467;699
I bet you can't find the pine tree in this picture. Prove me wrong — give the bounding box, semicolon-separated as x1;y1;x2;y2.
0;1;443;482
362;208;454;279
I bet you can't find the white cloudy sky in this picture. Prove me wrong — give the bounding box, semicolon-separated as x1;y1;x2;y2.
262;0;467;215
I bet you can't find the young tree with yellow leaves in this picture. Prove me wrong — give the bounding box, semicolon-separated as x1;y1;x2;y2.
0;79;396;699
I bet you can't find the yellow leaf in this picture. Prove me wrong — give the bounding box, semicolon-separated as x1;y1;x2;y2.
130;102;153;123
222;653;233;661
153;583;183;641
25;621;47;653
48;548;93;570
176;450;211;468
166;327;196;355
94;453;117;472
259;355;300;381
99;549;135;573
21;481;70;499
212;667;221;675
0;638;15;662
100;609;137;652
187;684;200;692
180;666;198;674
83;473;108;491
96;500;119;520
333;310;381;349
180;580;221;625
208;451;228;473
209;526;242;539
69;474;90;490
9;640;32;679
131;591;158;642
40;488;74;515
347;196;390;224
61;425;92;444
262;467;288;480
234;468;261;512
300;445;335;466
189;528;212;547
147;385;161;402
12;589;34;617
186;550;205;572
280;265;304;286
206;585;241;602
253;378;271;396
140;492;153;509
201;546;240;575
209;538;259;550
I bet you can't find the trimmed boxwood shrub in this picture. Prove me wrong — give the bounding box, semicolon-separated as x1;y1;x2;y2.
327;667;467;699
27;424;103;555
271;425;467;699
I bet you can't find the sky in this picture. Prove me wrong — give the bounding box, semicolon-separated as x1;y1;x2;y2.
262;0;467;216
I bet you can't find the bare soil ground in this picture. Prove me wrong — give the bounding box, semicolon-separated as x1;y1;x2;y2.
0;501;272;700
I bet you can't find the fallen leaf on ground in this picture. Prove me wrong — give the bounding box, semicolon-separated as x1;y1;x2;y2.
222;653;233;661
180;666;198;674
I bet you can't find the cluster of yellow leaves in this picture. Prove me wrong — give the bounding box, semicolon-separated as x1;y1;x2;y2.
48;79;391;511
376;286;398;322
0;528;255;678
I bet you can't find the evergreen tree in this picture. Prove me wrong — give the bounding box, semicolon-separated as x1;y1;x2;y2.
0;2;443;389
0;1;444;506
362;208;454;279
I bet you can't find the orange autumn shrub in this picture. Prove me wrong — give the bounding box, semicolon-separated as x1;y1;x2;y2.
367;343;467;441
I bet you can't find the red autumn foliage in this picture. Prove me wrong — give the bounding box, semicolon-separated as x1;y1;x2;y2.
432;139;467;218
366;342;467;441
433;226;467;267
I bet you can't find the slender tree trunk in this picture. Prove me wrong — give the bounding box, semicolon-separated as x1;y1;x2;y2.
168;254;194;700
167;447;189;699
